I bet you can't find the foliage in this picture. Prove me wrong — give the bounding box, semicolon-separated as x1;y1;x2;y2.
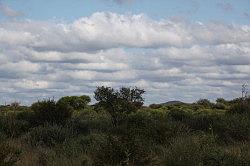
0;88;249;165
57;95;91;110
28;123;74;147
228;97;250;114
0;113;30;138
31;99;73;125
161;133;250;166
196;99;213;108
94;86;145;126
0;142;21;166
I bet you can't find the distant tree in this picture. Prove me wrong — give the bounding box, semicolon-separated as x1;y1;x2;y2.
94;86;145;126
216;98;228;105
149;104;162;109
57;95;91;110
214;98;228;109
11;101;20;109
196;99;213;108
228;97;250;114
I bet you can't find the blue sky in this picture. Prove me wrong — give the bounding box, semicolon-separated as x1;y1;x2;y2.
1;0;250;24
0;0;250;105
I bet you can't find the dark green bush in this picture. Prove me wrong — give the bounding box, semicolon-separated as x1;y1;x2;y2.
169;107;189;121
111;112;190;145
149;104;162;109
212;114;250;142
162;134;226;166
0;114;30;137
31;99;73;125
28;123;74;147
91;135;157;166
0;142;22;166
213;102;227;109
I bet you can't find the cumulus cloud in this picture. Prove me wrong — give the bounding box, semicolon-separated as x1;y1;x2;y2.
0;12;249;104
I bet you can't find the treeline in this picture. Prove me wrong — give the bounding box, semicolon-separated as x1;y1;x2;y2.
0;86;249;166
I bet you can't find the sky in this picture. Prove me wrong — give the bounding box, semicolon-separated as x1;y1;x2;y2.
0;0;250;105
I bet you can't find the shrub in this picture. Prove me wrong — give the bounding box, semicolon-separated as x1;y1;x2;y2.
111;112;190;145
229;103;250;114
31;99;73;125
161;134;225;166
0;142;22;166
0;113;30;137
228;97;250;114
149;104;162;109
28;123;74;147
212;114;250;142
91;135;157;166
168;107;189;121
16;110;36;126
213;102;227;109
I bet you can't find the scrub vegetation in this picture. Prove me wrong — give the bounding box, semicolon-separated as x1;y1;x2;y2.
0;86;249;166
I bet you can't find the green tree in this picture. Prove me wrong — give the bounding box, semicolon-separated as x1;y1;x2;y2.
57;95;91;110
94;86;145;126
216;98;228;105
196;99;213;108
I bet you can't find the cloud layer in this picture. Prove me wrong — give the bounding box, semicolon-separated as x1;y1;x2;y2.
0;12;249;104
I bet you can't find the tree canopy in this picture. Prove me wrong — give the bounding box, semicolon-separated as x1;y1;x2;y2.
94;86;145;126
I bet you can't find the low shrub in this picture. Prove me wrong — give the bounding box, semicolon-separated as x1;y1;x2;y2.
213;102;227;110
91;135;157;166
0;142;22;166
161;134;225;166
28;123;74;147
31;99;73;125
0;114;30;137
212;114;250;143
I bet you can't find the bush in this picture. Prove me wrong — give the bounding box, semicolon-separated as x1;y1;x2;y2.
169;107;189;121
149;104;162;109
28;123;74;147
0;113;30;137
212;114;250;142
16;110;36;126
111;112;190;145
213;102;227;109
91;135;157;166
229;103;250;114
0;142;22;166
162;134;225;166
31;99;73;125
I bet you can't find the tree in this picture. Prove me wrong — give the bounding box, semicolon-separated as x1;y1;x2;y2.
196;99;213;108
57;95;91;110
94;86;145;126
216;98;228;105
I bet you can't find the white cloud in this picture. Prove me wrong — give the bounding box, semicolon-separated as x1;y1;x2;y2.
0;12;249;105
